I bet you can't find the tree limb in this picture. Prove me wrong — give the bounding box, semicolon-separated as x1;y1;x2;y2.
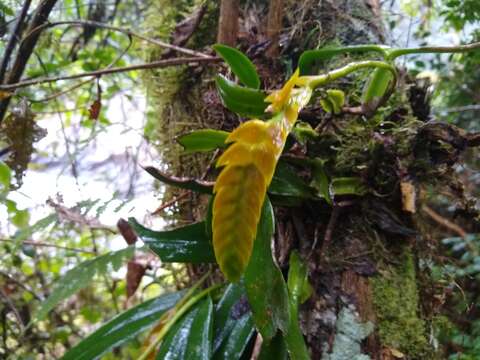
0;0;58;123
0;0;32;83
0;56;219;91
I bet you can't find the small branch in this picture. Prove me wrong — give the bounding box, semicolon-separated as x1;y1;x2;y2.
151;191;191;215
217;0;239;46
0;238;97;254
0;56;219;91
422;205;467;238
22;20;211;59
0;0;58;123
388;41;480;60
0;0;33;83
0;287;24;332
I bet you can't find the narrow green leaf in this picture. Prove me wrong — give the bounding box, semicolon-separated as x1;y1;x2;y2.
215;75;267;117
33;246;135;322
259;332;288;360
244;198;290;341
213;313;254;360
156;298;213;360
212;283;246;353
185;297;214;360
284;251;310;360
61;291;183;360
177;129;229;153
213;44;260;89
129;218;215;263
330;177;367;197
143;166;213;194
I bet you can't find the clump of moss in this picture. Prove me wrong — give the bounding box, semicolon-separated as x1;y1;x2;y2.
371;249;431;357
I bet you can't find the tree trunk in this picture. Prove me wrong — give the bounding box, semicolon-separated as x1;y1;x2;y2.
146;1;440;358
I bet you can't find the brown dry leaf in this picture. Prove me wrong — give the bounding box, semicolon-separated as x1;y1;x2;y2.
117;218;138;245
88;99;101;120
126;261;147;298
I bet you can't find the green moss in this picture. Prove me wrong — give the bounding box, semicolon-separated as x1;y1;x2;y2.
371;249;431;357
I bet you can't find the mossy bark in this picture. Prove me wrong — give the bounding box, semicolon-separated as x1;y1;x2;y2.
144;0;442;358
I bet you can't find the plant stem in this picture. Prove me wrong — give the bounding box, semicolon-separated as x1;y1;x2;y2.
387;41;480;60
301;60;397;89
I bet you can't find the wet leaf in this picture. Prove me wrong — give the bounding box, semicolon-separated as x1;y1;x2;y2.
213;312;254;360
212;283;247;354
129;218;215;263
259;332;288;360
177;129;229;153
244;198;290;340
61;291;183;360
156;297;214;360
310;159;332;204
213;44;260;89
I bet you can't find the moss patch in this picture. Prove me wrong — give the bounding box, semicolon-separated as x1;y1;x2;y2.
371;248;430;357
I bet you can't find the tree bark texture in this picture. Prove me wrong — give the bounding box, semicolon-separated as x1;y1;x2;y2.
146;1;441;358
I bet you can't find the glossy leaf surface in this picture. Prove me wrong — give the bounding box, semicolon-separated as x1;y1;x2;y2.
213;44;260;89
215;75;267;117
213;312;254;360
62;291;183;360
129;218;215;263
269;161;316;200
259;332;288;360
330;177;367;197
177;129;229;153
155;297;214;360
244;199;290;341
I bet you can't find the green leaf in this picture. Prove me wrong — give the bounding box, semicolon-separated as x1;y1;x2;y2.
212;283;246;354
0;161;11;190
213;312;254;360
310;159;332;204
215;75;267;117
326;89;345;114
213;44;260;89
143;166;213;194
11;209;30;228
244;198;290;341
330;177;367;197
14;213;57;243
156;297;214;360
61;291;183;360
259;332;288;360
284;251;310;360
33;246;135;322
129;218;215;263
177;129;229;153
361;67;393;109
269;162;316;201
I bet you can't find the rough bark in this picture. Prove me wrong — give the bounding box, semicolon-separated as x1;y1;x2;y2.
146;1;439;358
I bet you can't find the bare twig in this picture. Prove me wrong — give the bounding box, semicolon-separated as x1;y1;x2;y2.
0;56;219;91
23;20;211;59
0;0;32;83
0;0;58;123
422;204;467;238
0;287;24;332
0;271;42;301
0;238;97;254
